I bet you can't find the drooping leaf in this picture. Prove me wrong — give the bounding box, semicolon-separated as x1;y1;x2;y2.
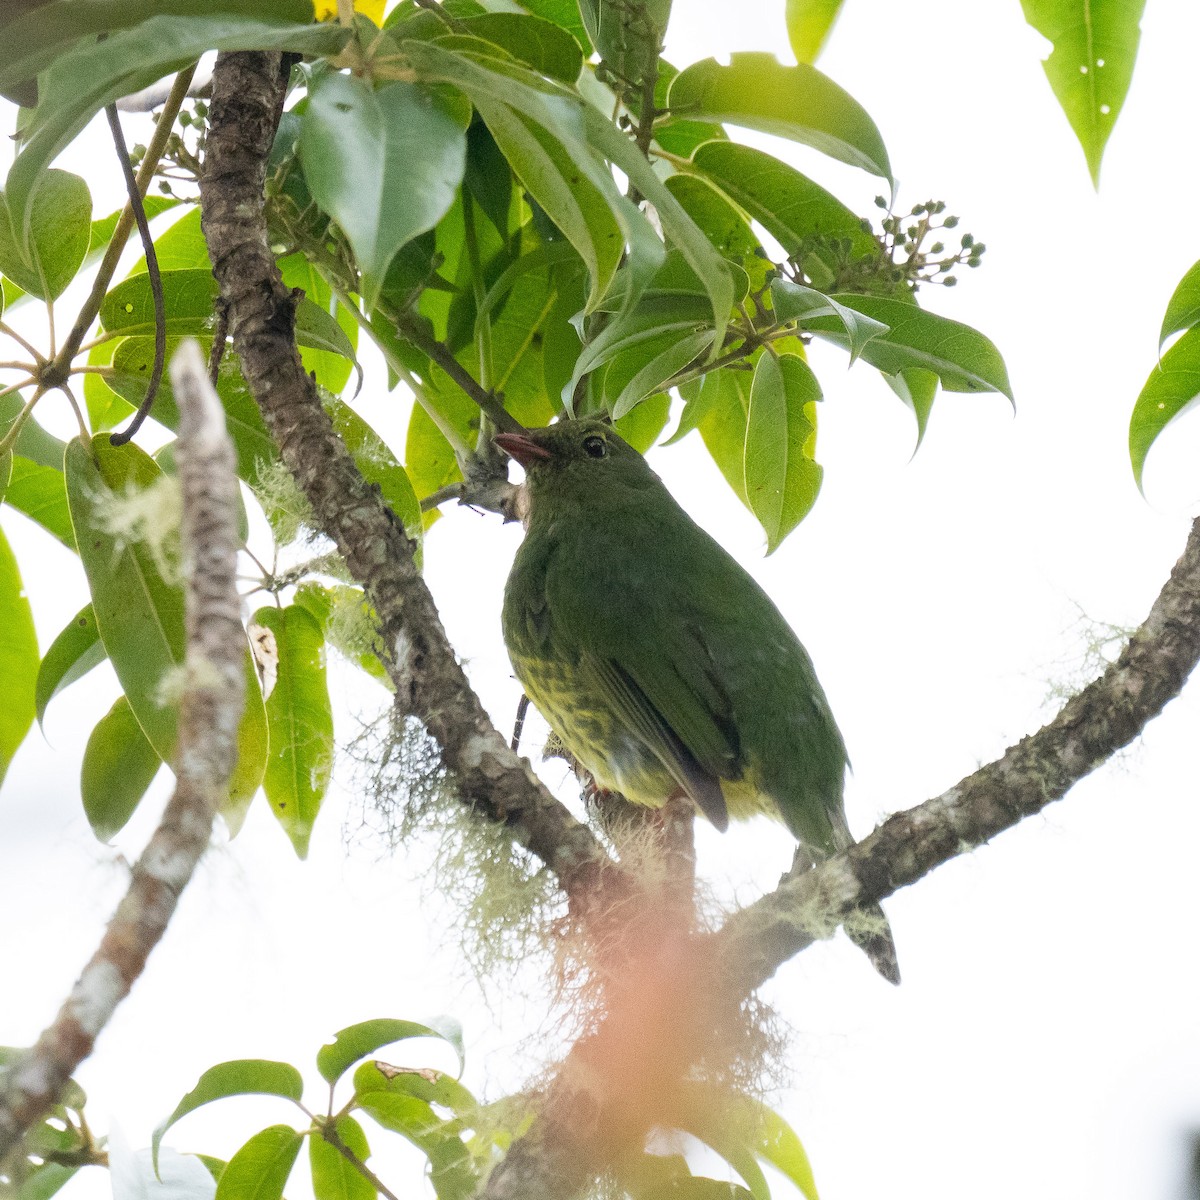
153;1060;306;1173
293;582;389;685
1129;325;1200;492
470;93;625;313
770;278;888;363
317;1017;466;1086
610;329;712;418
214;1126;303;1200
692;367;753;505
299;73;468;309
669;53;892;183
1159;259;1200;348
81;695;161;841
310;1116;374;1200
744;353;823;552
613;389;670;452
280;253;360;395
884;366;939;449
816;294;1013;400
0;169;91;300
1020;0;1145;185
252;604;334;859
35;604;106;727
786;0;846;63
514;0;592;54
0;524;37;786
5;11;348;240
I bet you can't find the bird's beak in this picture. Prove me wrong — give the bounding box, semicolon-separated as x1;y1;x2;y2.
494;431;552;467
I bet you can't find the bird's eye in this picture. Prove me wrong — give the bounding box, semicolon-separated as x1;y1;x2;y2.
582;435;607;459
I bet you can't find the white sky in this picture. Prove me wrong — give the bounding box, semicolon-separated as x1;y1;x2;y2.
4;3;1200;1199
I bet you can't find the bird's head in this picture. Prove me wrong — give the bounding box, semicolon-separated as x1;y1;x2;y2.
494;419;657;510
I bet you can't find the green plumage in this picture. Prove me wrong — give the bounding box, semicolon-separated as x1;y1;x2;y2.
499;419;898;983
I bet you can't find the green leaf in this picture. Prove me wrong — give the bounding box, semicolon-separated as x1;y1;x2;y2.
565;294;715;406
81;695;161;841
310;1116;373;1200
5;12;348;241
669;53;892;183
611;329;712;418
471;94;625;314
693;367;753;504
0;0;316;95
884;366;939;449
327;400;424;548
663;174;767;285
0;524;37;787
515;0;592;54
253;604;334;859
353;1062;477;1122
65;436;186;764
293;582;389;686
770;278;888;364
460;12;583;82
578;0;670;86
299;73;467;309
35;604;106;727
4;455;74;548
819;295;1013;401
214;1125;303;1200
319;1017;465;1086
131;205;208;273
1159;259;1200;348
613;389;670;452
107;336;277;484
689;142;869;257
99;268;219;337
0;169;91;300
280;253;360;395
228;650;270;837
1020;0;1145;185
1129;325;1200;491
88;195;180;267
786;0;845;63
745;353;823;552
153;1060;305;1172
295;296;363;393
743;1098;819;1200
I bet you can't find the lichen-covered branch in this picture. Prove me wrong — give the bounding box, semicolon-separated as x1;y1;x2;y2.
198;51;618;907
0;341;245;1163
479;516;1200;1199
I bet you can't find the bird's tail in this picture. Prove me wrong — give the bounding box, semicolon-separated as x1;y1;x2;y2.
845;902;900;985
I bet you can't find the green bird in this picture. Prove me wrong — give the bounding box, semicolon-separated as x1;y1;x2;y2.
496;419;899;984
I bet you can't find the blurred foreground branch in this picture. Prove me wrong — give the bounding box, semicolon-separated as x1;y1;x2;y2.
0;342;245;1163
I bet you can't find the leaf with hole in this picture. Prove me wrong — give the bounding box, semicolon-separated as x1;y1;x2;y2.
1021;0;1144;185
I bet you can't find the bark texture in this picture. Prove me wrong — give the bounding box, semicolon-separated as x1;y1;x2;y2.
198;51;620;910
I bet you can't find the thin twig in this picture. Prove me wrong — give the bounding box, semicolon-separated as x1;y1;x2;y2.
42;66;194;390
106;103;166;447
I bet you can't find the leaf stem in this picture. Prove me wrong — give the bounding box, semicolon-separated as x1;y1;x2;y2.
321;1126;403;1200
43;65;194;388
0;383;44;458
0;321;44;363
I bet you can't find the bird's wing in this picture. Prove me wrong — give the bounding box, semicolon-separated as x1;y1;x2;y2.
584;652;732;831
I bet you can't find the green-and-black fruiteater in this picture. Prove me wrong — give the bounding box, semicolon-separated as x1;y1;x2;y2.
497;419;899;984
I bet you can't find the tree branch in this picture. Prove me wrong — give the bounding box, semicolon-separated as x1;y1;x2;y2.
479;515;1200;1199
0;341;245;1163
198;51;620;912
